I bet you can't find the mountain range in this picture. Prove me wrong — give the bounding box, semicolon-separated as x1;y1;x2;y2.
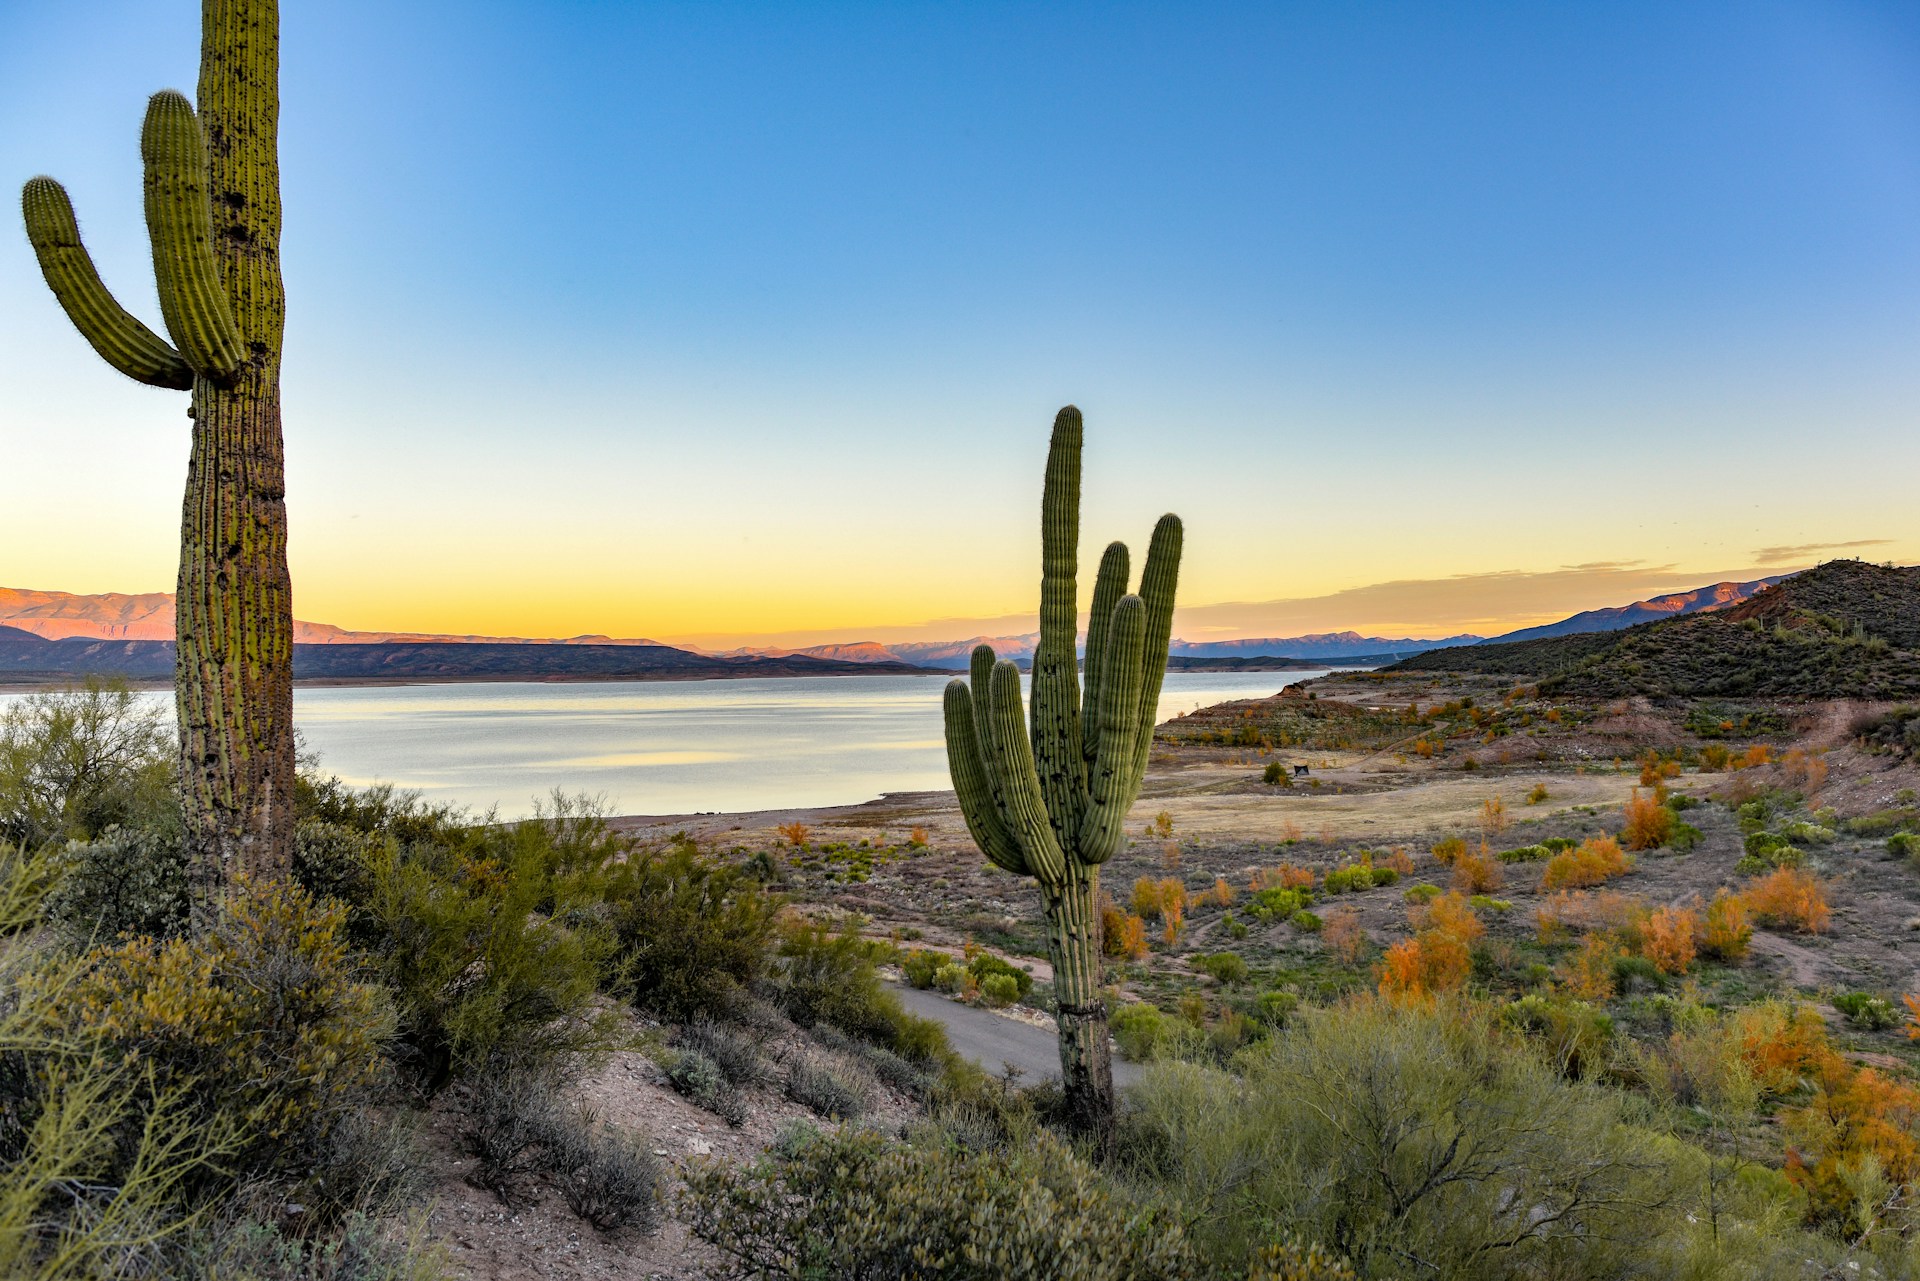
0;573;1791;681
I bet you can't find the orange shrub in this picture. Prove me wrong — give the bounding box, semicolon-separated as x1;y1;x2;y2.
907;826;929;848
1414;890;1485;945
1641;904;1697;975
1701;889;1751;961
1535;889;1646;943
1378;931;1472;1001
777;821;811;847
1698;744;1731;773
1381;847;1415;876
1735;743;1774;770
1430;836;1468;865
1204;877;1235;908
1100;897;1148;960
1638;751;1682;787
1542;836;1632;890
1620;789;1673;851
1322;906;1366;965
1412;738;1436;759
1780;747;1828;795
1130;876;1185;921
1160;840;1182;869
1480;798;1509;839
1785;1060;1920;1232
1741;867;1830;934
1251;863;1315;893
1450;847;1503;894
1733;1001;1837;1095
1558;933;1622;1001
1905;993;1920;1041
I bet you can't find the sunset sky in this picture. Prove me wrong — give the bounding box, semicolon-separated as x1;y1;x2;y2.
3;1;1918;648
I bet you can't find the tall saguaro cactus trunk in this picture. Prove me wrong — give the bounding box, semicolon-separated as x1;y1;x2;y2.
943;407;1182;1146
23;0;293;924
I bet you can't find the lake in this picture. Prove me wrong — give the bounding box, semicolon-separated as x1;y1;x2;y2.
1;671;1331;817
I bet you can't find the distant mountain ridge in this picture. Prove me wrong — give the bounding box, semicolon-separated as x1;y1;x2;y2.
1485;576;1788;644
1390;561;1920;700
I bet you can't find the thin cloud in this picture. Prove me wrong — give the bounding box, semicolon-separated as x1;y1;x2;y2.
1752;540;1891;565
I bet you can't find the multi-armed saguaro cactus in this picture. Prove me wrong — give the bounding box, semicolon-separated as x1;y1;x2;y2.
943;406;1181;1139
23;0;293;922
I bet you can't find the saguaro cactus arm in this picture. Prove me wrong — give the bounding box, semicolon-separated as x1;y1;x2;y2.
979;660;1069;885
1124;512;1184;796
140;91;243;380
1033;407;1087;842
1079;593;1147;862
1080;540;1130;761
943;679;1028;875
21;177;193;389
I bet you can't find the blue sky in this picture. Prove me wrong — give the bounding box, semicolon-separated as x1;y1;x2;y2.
3;1;1917;644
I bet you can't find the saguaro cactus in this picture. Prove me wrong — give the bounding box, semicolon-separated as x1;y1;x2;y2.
23;0;293;921
943;406;1181;1140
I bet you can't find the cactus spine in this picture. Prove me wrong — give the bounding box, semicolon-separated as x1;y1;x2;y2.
22;0;293;924
943;406;1182;1140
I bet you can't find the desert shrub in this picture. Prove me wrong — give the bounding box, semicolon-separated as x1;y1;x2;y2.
1833;992;1900;1031
1248;885;1311;922
44;823;190;944
1526;783;1550;805
1403;882;1441;904
1131;876;1186;921
49;879;391;1175
1322;864;1382;894
1254;989;1299;1027
1891;832;1920;863
1741;867;1830;934
901;948;942;988
810;1023;931;1098
1778;819;1835;846
1621;789;1673;851
166;1211;440;1281
772;921;950;1066
683;1123;1200;1280
1290;909;1322;931
1195;952;1250;986
1112;1002;1185;1061
1700;890;1752;961
1855;704;1920;755
1641;904;1697;975
1263;761;1287;785
669;1049;747;1127
1736;830;1806;874
364;828;612;1088
603;837;782;1021
784;1056;867;1120
1556;933;1622;1002
1321;907;1367;965
1542;836;1631;890
547;1108;662;1232
1498;844;1548;863
1666;819;1704;851
463;1066;564;1194
1449;848;1502;894
679;1019;769;1087
1430;836;1467;864
978;973;1020;1007
1251;863;1316;892
1503;994;1617;1078
967;951;1033;999
1118;999;1680;1278
0;677;175;849
1540;836;1578;852
291;817;388;912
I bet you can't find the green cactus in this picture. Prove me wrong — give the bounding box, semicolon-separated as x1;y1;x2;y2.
943;406;1181;1139
22;0;293;923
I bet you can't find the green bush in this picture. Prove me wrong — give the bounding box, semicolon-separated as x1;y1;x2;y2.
677;1018;769;1087
292;817;388;913
1498;844;1549;863
1667;821;1704;852
0;677;175;849
1249;886;1310;921
1263;761;1288;785
901;948;943;988
1290;909;1323;932
363;821;614;1089
1118;1000;1683;1278
603;836;782;1021
1112;1002;1184;1062
966;951;1033;999
978;972;1021;1007
45;823;190;944
1322;864;1383;894
1890;832;1920;862
1195;952;1250;986
1254;989;1299;1027
772;921;951;1067
1833;992;1900;1031
1502;994;1616;1079
1403;883;1442;904
1540;837;1578;853
681;1124;1201;1280
1777;820;1834;846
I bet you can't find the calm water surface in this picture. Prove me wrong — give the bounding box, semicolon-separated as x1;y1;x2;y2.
4;671;1331;817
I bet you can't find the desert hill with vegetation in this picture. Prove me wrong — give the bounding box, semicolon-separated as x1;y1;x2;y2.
1391;560;1920;699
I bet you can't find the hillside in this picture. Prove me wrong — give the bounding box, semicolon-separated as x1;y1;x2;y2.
1390;560;1920;699
0;633;936;682
1486;575;1786;643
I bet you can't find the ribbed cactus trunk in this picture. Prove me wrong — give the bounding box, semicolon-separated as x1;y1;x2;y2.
23;0;293;925
943;407;1182;1146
